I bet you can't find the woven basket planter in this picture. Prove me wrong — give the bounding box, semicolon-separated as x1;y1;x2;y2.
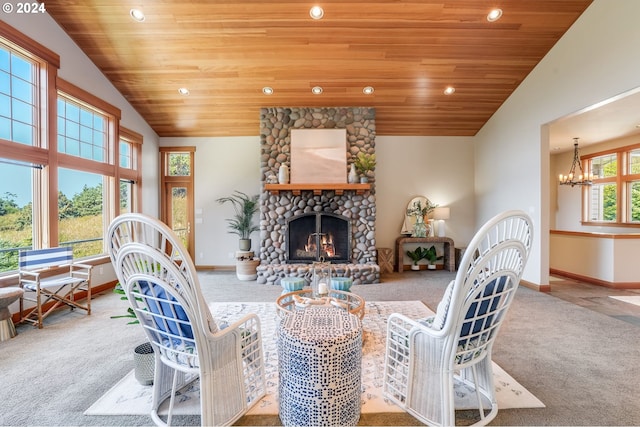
134;342;155;385
236;258;260;281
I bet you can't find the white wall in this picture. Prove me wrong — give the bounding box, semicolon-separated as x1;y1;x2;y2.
160;137;262;266
375;136;475;251
473;0;640;286
2;14;160;216
162;135;476;267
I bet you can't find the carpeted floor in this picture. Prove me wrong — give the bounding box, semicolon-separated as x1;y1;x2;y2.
84;301;543;418
2;270;640;426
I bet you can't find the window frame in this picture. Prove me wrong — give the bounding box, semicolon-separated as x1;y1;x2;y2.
582;142;640;227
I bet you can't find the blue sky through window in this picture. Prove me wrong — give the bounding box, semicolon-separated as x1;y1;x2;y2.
0;165;100;208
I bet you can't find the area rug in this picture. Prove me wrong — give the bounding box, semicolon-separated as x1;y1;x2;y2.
85;301;544;417
609;295;640;307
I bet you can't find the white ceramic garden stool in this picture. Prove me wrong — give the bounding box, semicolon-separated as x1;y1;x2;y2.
277;306;362;427
0;287;24;341
280;277;305;295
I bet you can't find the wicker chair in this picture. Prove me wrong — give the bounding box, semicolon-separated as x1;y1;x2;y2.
107;213;266;426
383;210;533;426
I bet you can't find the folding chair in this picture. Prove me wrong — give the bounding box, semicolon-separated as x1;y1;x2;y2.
19;247;92;328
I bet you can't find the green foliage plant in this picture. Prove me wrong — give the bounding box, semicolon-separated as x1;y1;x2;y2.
406;199;438;221
110;283;139;325
216;191;260;239
406;246;429;265
353;152;376;174
424;245;443;265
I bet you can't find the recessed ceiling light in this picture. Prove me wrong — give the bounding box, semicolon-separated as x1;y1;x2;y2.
178;87;190;96
363;86;375;95
311;86;323;95
444;86;455;95
262;87;274;95
130;8;146;22
487;8;503;22
310;6;324;20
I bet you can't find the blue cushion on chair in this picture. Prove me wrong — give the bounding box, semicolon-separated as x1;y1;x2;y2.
459;276;508;342
138;280;194;341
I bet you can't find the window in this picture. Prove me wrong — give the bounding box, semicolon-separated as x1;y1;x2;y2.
58;168;104;258
0;160;36;272
584;144;640;225
57;96;107;162
0;48;37;145
0;23;145;275
56;83;120;258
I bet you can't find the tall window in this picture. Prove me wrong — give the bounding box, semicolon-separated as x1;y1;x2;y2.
0;160;36;272
58;168;104;257
56;85;119;258
584;144;640;225
119;128;143;214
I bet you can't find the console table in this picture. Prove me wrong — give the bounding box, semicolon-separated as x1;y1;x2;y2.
395;236;456;272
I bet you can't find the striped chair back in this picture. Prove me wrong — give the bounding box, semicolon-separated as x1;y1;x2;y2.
19;247;74;271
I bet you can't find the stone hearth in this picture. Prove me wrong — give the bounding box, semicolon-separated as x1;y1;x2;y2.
257;107;379;285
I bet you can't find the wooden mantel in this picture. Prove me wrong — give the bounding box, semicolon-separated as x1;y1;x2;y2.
264;183;371;196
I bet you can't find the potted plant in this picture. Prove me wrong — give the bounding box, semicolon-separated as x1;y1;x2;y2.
406;246;428;270
424;245;443;270
217;191;260;251
353;152;376;183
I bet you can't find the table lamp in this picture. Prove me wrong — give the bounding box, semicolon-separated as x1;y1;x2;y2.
432;207;450;237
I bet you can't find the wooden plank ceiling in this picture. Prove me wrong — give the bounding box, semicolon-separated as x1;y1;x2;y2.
44;1;592;137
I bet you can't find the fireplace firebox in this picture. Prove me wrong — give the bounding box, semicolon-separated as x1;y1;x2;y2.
286;213;351;263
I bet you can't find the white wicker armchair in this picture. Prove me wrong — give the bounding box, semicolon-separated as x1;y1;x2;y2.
384;210;533;426
107;213;265;426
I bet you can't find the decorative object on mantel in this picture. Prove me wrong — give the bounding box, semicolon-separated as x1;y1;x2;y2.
405;197;438;237
348;163;359;184
265;173;278;184
559;137;593;187
353;152;376;183
433;207;451;237
216;191;260;251
278;163;289;184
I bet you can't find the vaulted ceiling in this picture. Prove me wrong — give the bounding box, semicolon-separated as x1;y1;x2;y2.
44;1;592;137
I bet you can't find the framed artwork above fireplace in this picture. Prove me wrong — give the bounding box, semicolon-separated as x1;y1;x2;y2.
290;129;347;184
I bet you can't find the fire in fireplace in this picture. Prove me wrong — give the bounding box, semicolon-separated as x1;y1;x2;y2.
286;212;350;263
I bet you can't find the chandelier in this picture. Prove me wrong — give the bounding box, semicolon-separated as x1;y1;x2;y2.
559;138;593;187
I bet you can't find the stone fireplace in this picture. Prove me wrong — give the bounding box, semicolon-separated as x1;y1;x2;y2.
287;213;350;264
257;107;380;285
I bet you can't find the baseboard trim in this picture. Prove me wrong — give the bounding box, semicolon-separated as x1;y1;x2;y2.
520;279;551;293
195;265;235;271
550;268;640;289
